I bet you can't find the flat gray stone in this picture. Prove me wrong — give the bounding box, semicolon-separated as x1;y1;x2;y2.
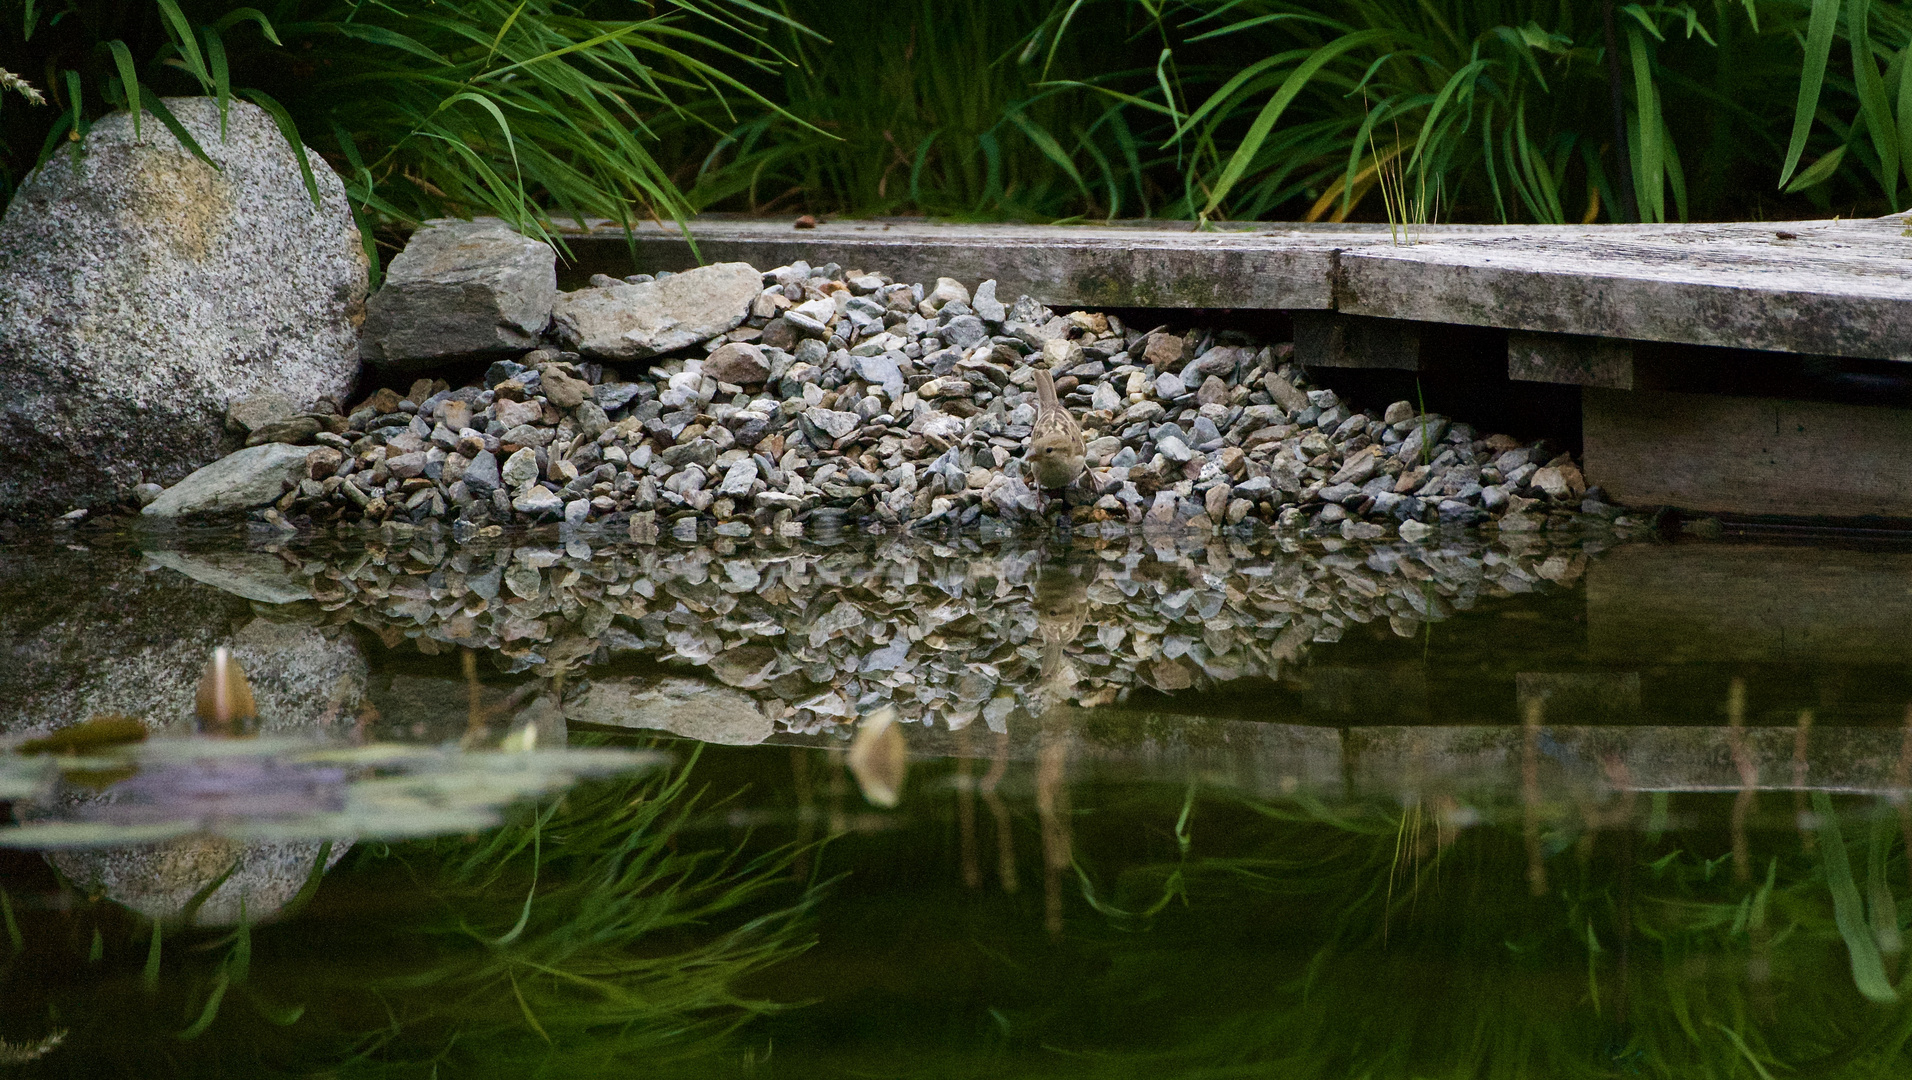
143;549;313;605
359;219;555;371
718;458;758;496
512;486;562;515
551;262;759;360
804;407;860;440
141;443;315;518
462;449;501;494
0;98;365;514
855;352;906;399
565;675;773;745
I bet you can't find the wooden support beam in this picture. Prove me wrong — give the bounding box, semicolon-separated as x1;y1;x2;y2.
1583;387;1912;518
1508;331;1635;389
1292;312;1425;370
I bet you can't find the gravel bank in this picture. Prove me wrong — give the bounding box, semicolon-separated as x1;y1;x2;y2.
151;259;1631;541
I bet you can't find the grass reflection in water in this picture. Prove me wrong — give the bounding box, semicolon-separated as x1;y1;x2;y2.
716;735;1912;1080
0;752;816;1078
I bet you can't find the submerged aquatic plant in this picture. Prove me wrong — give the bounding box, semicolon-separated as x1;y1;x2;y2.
0;750;815;1076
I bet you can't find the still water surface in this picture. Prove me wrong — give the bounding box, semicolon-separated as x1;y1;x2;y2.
2;527;1911;1076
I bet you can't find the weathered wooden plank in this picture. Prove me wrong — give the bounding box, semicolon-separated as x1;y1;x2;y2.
554;214;1912;361
559;218;1347;310
1584;543;1912;665
755;720;1912;797
1508;331;1635;389
1338;216;1912;360
1582;386;1912;517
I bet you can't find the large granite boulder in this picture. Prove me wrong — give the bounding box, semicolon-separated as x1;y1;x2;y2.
358;219;556;373
0;97;367;515
551;262;759;360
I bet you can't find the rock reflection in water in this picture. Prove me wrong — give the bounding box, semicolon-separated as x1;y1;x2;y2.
159;528;1616;748
2;737;663;924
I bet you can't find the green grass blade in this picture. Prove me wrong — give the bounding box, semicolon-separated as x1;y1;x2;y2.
1869;812;1902;957
137;88;218;170
177;964;231;1040
486;0;530;67
1812;792;1900;1004
143;920;161;991
1407;58;1491;174
1008;107;1089;197
0;889;21;954
1626;26;1664;222
325;21;448;64
58;68;84;161
213;7;280;46
230;903;250;985
1780;0;1842;188
201;25;228;138
236;88;317;207
1041;0;1086;79
1203;28;1396;217
154;0;211;92
1848;0;1899;204
441;90;530;222
105;39;140;143
1899;45;1912;185
1783;142;1846;191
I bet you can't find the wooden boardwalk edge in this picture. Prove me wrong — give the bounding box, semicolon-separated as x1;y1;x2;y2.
555;214;1912;361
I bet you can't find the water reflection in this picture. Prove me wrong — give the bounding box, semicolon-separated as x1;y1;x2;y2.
5;529;1912;1072
731;745;1912;1079
90;527;1622;751
0;763;810;1075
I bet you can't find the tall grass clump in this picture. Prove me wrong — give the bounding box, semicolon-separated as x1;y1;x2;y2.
668;0;1912;224
0;0;809;252
661;0;1153;219
1025;0;1882;223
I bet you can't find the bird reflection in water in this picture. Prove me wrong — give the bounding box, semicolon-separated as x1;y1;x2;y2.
194;646;256;736
1033;558;1091;940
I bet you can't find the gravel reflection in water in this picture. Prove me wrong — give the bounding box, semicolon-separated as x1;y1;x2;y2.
243;526;1621;744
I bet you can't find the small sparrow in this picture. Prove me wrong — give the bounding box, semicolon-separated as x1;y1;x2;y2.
1026;368;1086;492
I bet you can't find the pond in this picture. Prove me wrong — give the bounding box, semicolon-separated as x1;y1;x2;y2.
2;525;1911;1076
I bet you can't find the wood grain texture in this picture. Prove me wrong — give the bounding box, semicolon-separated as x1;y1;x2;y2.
1585;542;1912;665
1338;216;1912;359
1583;387;1912;517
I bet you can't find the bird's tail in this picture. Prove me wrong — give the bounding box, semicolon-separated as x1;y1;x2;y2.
1034;368;1061;410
